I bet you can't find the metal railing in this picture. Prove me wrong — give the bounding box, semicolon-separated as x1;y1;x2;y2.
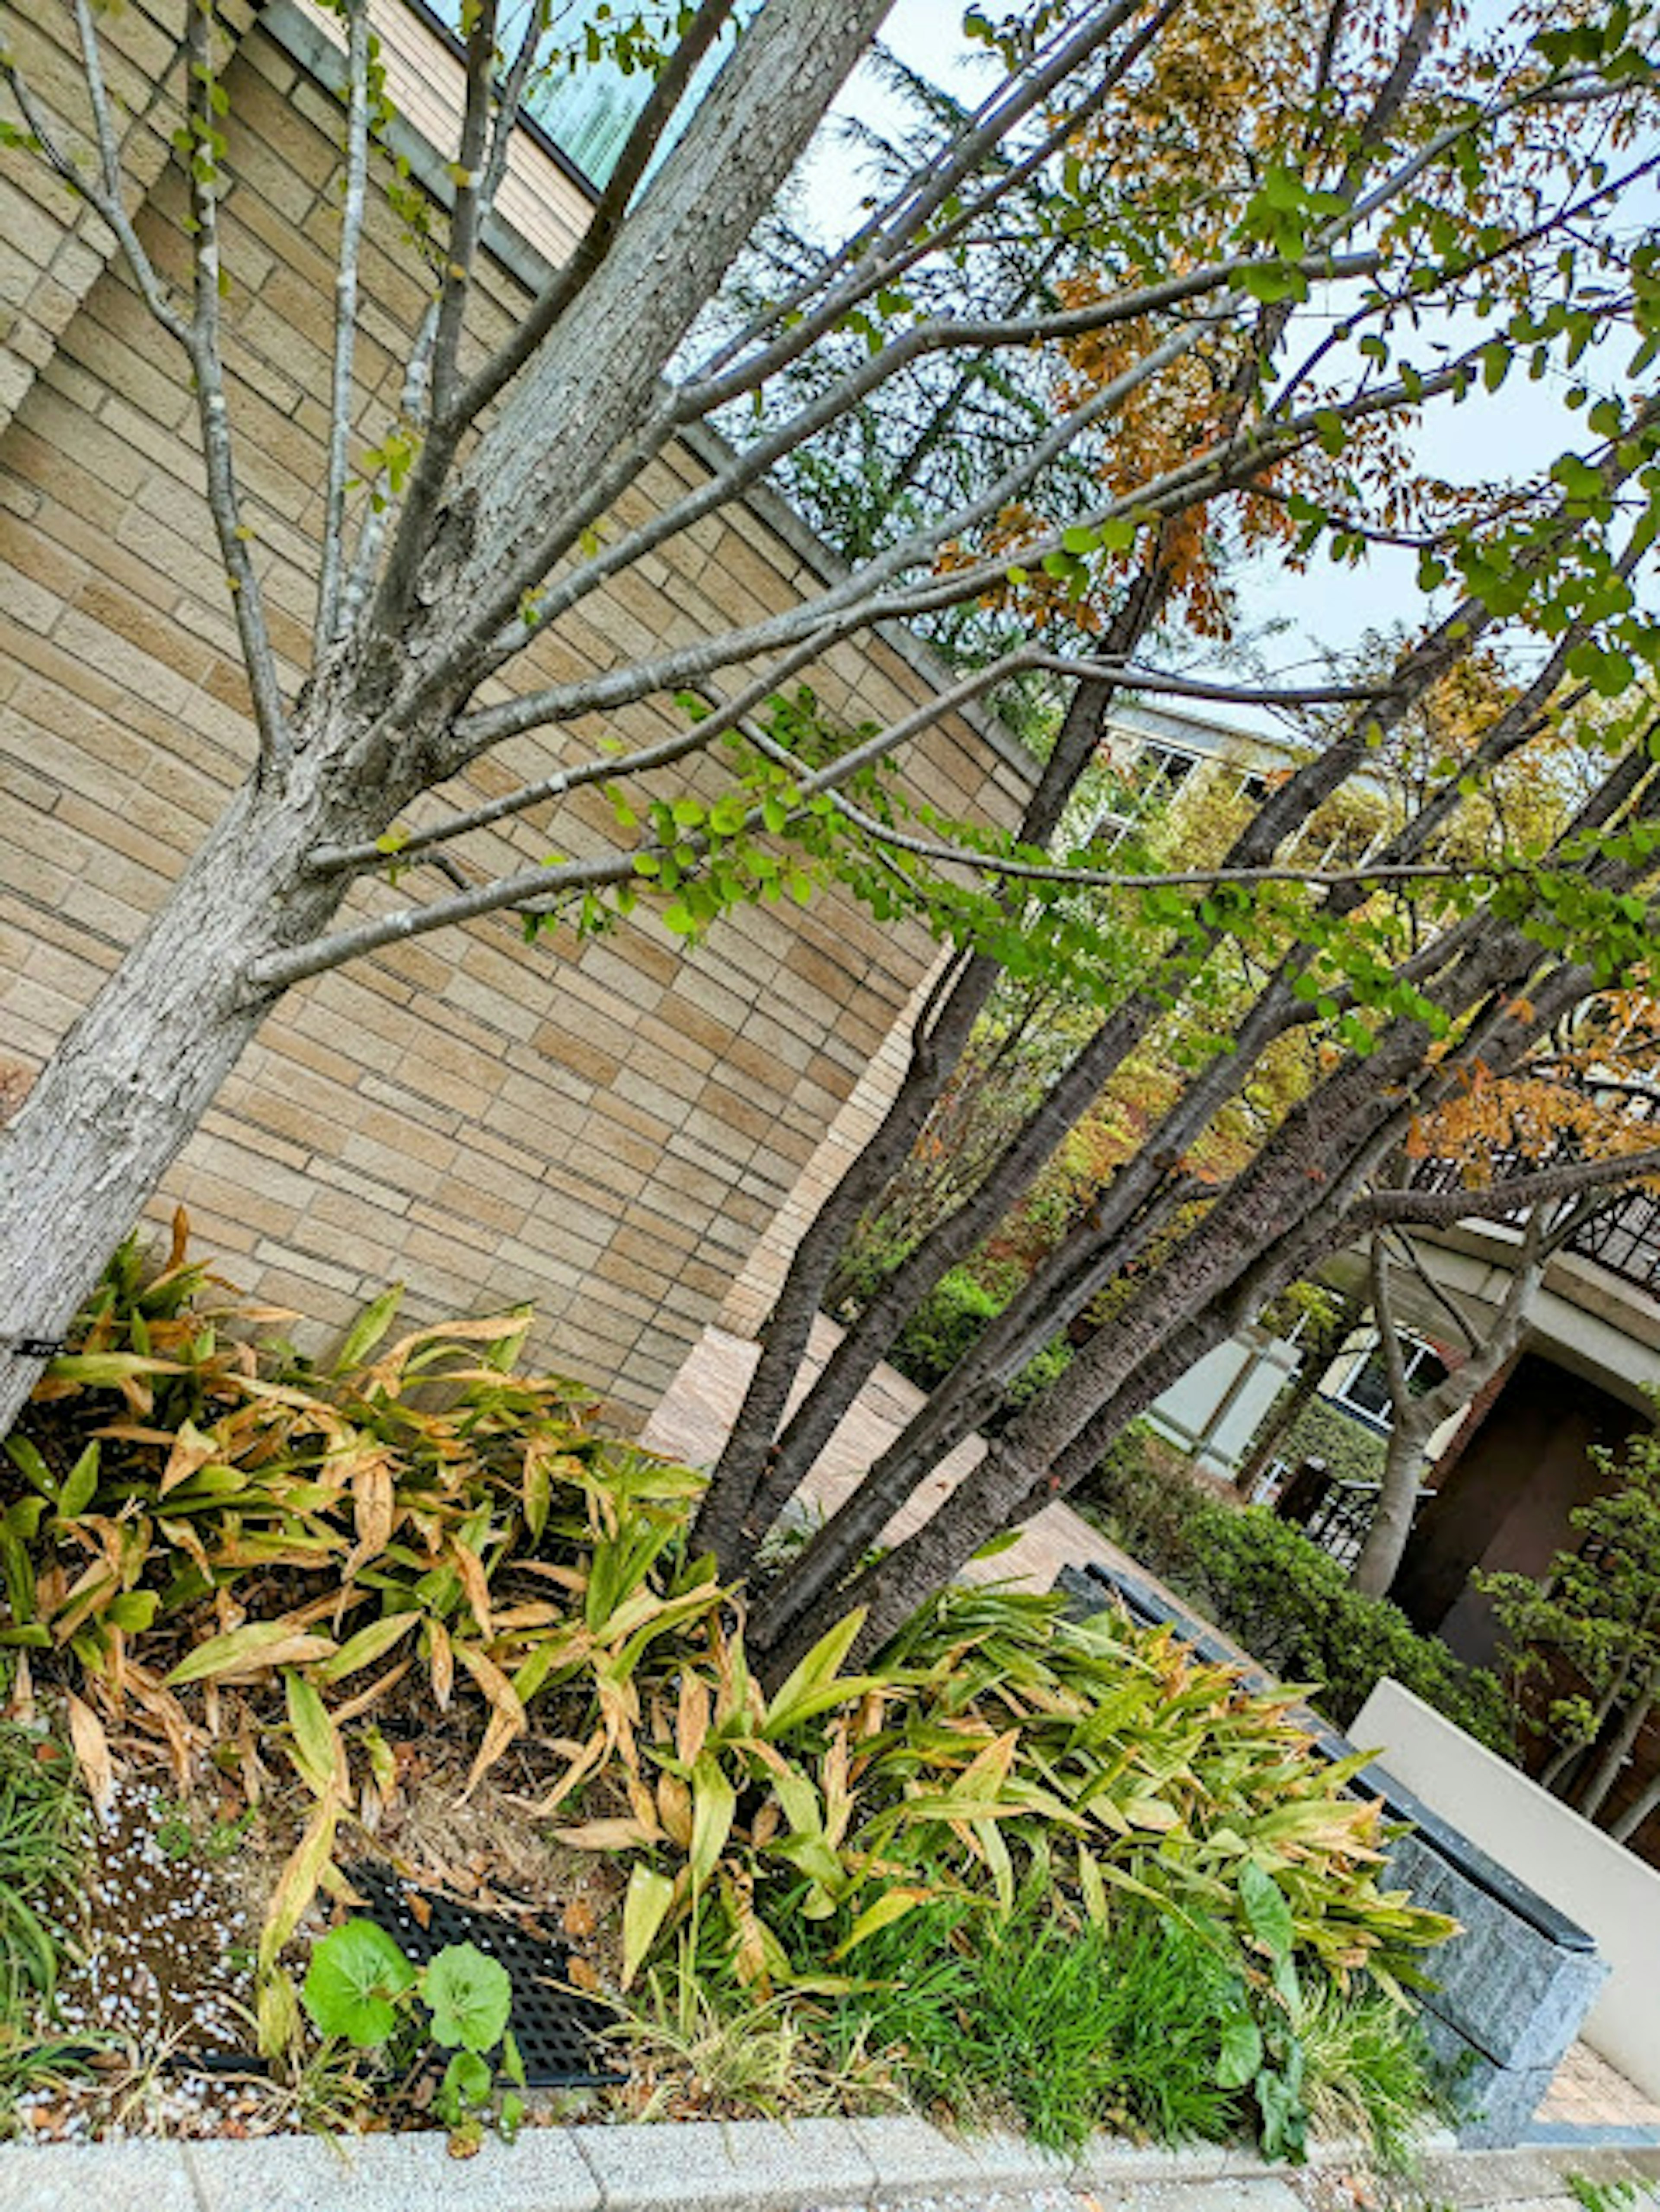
1409;1084;1660;1299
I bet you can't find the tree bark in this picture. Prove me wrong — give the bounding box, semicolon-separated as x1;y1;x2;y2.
1609;1755;1660;1845
1350;1197;1573;1598
1578;1655;1660;1824
0;732;399;1435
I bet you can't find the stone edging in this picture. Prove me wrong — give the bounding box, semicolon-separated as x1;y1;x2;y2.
0;2115;1447;2212
7;2116;1660;2212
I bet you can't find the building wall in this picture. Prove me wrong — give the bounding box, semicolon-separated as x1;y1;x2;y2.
0;1;1032;1421
1395;1353;1643;1665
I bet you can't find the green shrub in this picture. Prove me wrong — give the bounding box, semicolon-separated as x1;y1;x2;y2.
1273;1395;1388;1487
886;1265;1073;1424
889;1266;1001;1388
1088;1433;1514;1750
8;1235;1460;2141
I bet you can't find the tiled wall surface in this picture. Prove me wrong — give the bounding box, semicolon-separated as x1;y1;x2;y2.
0;1;1030;1420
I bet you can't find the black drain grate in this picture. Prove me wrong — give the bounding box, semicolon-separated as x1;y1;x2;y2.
345;1861;623;2088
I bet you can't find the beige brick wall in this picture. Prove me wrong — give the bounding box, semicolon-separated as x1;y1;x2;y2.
0;3;1032;1424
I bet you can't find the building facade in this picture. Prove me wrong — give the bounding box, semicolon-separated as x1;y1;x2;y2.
0;0;1033;1420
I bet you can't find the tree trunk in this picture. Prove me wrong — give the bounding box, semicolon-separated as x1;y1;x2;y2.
747;1179;1178;1652
1232;1293;1363;1496
1349;1412;1435;1599
772;1047;1423;1670
1609;1754;1660;1845
1577;1655;1660;1823
0;739;393;1437
691;652;1147;1568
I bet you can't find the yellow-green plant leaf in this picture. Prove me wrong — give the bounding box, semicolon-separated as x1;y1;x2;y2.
689;1750;736;1890
166;1621;338;1686
832;1886;930;1959
259;1793;340;1969
284;1669;343;1798
45;1353;184;1385
255;1966;303;2060
762;1609;866;1738
313;1611;419;1683
1077;1845;1108;1928
620;1863;677;1989
56;1442;101;1520
332;1284;404;1373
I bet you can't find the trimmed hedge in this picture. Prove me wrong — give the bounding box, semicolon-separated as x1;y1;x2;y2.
1086;1430;1516;1754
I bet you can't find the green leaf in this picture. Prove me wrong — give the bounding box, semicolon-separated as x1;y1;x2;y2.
831;1886;929;1959
689;1750;737;1890
56;1441;100;1520
332;1284;403;1373
284;1669;341;1797
166;1620;338;1685
1239;1861;1295;1958
313;1610;420;1684
621;1864;677;1988
422;1941;513;2052
763;1608;866;1737
1216;2014;1265;2089
302;1919;414;2047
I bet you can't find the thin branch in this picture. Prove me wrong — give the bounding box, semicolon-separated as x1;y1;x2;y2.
466;247;1380;679
179;0;289;773
314;0;372;655
1363;1147;1660;1229
447;0;739;435
683;0;1161;407
428;0;501;427
2;26;188;346
307;624;844;876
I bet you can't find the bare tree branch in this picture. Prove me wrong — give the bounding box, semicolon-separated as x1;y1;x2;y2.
179;0;289;773
1363;1148;1660;1229
314;0;373;656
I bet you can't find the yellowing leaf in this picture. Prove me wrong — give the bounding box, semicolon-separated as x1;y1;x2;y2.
259;1792;340;1970
620;1863;676;1988
166;1622;338;1686
65;1692;113;1817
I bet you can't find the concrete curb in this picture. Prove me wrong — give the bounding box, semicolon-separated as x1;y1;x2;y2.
4;2117;1657;2212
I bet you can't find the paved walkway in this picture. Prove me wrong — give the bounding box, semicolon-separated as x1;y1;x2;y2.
642;1316;1189;1606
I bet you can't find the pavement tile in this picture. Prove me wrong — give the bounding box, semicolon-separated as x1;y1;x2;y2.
1075;2177;1307;2212
846;2114;993;2199
579;2116;876;2211
185;2128;602;2212
1069;2138;1246;2189
0;2142;198;2212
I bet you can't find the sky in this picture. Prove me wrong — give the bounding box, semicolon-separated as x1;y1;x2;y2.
793;0;1651;694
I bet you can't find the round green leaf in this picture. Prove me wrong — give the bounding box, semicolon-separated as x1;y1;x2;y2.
422;1941;514;2052
302;1919;415;2047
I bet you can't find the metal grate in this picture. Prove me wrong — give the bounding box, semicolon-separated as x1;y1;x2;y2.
347;1862;623;2088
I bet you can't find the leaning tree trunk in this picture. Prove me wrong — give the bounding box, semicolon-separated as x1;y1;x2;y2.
1233;1293;1363;1496
1577;1654;1660;1824
1609;1755;1660;1845
0;740;393;1437
1349;1413;1436;1599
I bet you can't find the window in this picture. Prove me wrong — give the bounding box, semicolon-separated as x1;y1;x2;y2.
1130;741;1199;797
442;2;757;189
1331;1338;1449;1430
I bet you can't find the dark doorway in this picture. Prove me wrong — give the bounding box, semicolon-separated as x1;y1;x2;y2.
1394;1353;1644;1668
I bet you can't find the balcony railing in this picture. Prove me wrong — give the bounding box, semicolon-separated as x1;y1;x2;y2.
1410;1085;1660;1299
